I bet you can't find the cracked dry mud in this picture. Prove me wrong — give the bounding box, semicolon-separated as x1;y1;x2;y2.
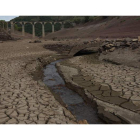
57;54;140;123
0;39;76;124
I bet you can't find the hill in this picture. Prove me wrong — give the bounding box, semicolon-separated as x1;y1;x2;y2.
45;16;140;39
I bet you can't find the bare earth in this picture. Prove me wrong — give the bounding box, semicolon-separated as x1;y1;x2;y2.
0;39;76;124
56;54;140;123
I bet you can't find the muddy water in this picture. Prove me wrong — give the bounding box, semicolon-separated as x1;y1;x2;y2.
43;59;104;124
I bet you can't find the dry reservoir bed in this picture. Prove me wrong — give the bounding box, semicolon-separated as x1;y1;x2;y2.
0;39;140;124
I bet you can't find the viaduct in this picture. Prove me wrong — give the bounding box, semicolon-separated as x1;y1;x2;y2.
0;21;76;38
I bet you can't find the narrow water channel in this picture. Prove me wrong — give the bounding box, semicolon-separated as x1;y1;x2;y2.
43;59;104;124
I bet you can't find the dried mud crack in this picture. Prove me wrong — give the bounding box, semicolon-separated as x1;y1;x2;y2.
56;54;140;124
0;39;77;124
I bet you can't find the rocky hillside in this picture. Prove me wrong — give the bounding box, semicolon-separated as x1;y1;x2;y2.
0;28;12;41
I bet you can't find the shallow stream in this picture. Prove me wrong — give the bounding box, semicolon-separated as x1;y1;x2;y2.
43;59;104;124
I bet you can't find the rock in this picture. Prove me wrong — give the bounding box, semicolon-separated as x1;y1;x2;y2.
132;39;138;42
83;41;89;44
95;38;101;42
109;47;115;52
138;36;140;42
0;41;3;43
116;39;123;42
0;28;12;41
105;39;110;42
78;120;88;124
126;42;131;46
116;42;121;47
131;43;138;50
105;44;111;49
98;48;102;53
34;40;41;43
125;38;131;42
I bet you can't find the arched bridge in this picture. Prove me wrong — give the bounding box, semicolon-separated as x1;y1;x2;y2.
68;41;103;56
0;21;76;38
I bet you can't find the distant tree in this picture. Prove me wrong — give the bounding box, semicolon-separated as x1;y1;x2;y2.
84;16;90;23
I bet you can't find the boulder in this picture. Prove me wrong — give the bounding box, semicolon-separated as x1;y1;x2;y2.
116;39;123;42
34;40;41;43
78;120;88;124
130;43;139;50
109;47;115;52
83;41;89;44
132;39;138;42
105;44;111;49
125;37;131;42
0;28;12;41
95;38;101;42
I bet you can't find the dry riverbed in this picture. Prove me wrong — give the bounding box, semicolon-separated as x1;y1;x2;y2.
0;39;140;124
56;54;140;124
0;39;77;124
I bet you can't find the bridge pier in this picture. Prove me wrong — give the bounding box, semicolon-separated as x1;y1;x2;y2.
32;24;35;38
42;23;45;38
11;22;14;33
52;24;54;33
2;22;4;29
7;22;8;31
61;24;64;30
22;23;25;36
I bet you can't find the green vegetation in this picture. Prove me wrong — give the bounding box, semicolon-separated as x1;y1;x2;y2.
120;19;126;23
0;20;7;28
136;17;140;20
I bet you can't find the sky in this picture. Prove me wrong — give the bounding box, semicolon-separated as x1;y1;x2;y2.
0;16;19;21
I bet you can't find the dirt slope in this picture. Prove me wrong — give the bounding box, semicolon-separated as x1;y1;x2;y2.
0;28;12;41
45;16;140;39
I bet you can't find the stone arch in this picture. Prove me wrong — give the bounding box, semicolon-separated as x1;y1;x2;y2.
54;22;62;31
69;41;102;56
34;22;42;37
44;22;53;33
13;22;22;33
24;22;33;36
